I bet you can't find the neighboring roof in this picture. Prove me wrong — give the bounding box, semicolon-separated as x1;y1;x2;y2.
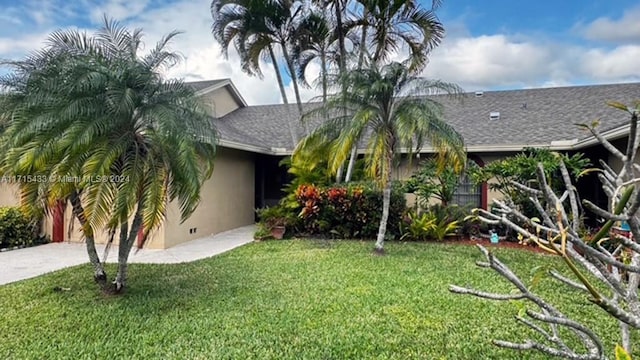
187;78;248;108
212;82;640;155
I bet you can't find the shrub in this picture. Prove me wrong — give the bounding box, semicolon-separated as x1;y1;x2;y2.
294;182;406;239
399;211;435;241
399;206;461;241
468;147;591;233
0;207;39;249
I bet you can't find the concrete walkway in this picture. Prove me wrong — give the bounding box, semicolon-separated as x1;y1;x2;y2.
0;225;255;285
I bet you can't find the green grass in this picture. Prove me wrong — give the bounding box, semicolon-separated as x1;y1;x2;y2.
0;240;637;359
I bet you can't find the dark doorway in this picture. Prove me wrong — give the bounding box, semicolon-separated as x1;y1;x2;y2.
255;154;291;211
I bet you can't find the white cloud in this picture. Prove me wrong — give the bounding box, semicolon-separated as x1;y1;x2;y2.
423;35;554;90
580;6;640;43
420;33;640;92
0;32;50;58
581;45;640;81
1;0;638;105
125;0;285;105
90;0;151;24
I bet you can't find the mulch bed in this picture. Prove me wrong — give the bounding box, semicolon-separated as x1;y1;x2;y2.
442;237;552;254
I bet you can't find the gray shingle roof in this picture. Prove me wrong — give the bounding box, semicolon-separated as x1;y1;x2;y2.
213;82;640;153
186;79;228;92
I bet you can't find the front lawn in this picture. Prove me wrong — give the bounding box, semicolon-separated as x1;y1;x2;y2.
0;240;635;359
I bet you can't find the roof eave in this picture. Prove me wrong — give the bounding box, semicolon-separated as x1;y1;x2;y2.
572;124;631;150
216;139;292;155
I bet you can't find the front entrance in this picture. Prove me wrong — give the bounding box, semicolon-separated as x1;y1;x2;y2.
255;154;291;211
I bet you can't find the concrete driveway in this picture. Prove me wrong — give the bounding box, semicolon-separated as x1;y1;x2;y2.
0;225;255;285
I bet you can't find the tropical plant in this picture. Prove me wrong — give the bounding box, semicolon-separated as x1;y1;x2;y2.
470;147;590;202
299;61;465;253
293;182;405;238
0;18;216;292
399;210;435;241
405;157;464;207
469;148;590;235
257;205;296;229
451;102;640;358
314;0;348;74
0;207;39;248
400;206;460;241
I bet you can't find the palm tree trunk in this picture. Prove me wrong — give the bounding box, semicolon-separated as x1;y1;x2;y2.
269;44;288;105
268;44;298;146
114;208;143;293
344;146;358;182
334;0;347;73
70;191;107;284
334;0;349;182
281;42;309;137
375;174;392;254
282;44;303;115
375;151;394;253
320;47;327;103
347;5;367;174
357;8;369;69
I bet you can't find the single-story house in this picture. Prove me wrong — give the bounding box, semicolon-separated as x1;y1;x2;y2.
1;79;638;248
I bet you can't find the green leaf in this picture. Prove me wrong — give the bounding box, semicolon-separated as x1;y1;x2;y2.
615;344;632;360
608;101;631;112
577;168;602;178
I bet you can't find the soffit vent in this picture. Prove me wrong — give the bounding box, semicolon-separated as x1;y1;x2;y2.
475;91;484;97
489;111;500;120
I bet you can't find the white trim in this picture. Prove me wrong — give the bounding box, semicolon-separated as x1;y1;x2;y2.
217;139;273;154
216;140;292;155
572;124;630;149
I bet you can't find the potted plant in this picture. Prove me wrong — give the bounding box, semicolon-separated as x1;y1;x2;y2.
257;206;293;240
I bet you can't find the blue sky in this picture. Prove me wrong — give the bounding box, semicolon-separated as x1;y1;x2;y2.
1;0;639;104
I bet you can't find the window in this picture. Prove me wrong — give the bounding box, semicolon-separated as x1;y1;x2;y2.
451;162;482;208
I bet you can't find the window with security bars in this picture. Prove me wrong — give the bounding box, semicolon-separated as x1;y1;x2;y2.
451;172;481;208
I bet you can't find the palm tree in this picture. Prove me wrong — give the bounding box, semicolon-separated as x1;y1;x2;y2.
352;0;444;72
299;62;465;253
212;0;310;143
340;0;445;183
292;11;336;102
0;18;216;292
212;0;297;146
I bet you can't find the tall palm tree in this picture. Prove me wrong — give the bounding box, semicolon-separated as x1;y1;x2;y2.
299;62;465;253
352;0;444;72
212;0;310;143
292;11;336;102
212;0;297;145
340;0;445;183
0;18;216;292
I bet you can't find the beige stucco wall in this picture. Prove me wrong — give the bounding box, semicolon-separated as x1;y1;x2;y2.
608;138;640;172
163;147;255;248
0;183;20;207
61;148;255;249
477;154;506;207
63;201;166;249
198;86;242;118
